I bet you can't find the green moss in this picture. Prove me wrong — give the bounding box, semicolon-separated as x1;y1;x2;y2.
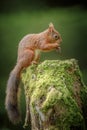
22;59;87;130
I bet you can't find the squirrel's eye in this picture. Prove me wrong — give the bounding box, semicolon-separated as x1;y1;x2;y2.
54;34;59;40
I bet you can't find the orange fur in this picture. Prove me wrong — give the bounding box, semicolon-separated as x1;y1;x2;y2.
5;23;62;124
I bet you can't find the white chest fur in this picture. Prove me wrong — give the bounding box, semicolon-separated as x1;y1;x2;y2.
34;49;41;60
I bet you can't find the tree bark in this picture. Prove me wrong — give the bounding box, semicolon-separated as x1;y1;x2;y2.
22;59;87;130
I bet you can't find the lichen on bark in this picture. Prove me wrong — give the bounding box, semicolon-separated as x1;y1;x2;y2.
22;59;87;130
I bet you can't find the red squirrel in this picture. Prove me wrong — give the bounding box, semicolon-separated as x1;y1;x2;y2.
5;23;62;124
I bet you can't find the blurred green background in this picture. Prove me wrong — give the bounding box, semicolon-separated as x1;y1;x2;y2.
0;0;87;130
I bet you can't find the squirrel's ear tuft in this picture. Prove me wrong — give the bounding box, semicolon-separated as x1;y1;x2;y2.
48;22;54;32
49;22;54;28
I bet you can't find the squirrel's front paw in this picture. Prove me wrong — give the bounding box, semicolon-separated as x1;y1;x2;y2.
56;46;61;53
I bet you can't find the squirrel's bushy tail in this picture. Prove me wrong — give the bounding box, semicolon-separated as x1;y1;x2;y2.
5;64;22;124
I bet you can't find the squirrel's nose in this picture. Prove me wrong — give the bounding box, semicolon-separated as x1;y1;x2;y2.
58;36;62;44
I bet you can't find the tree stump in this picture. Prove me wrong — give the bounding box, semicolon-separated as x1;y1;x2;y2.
22;59;87;130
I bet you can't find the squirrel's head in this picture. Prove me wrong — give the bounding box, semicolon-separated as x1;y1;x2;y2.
47;22;62;43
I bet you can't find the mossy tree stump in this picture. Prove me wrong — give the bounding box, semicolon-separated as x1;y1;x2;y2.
22;59;87;130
